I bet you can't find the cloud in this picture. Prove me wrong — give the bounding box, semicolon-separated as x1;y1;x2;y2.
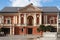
9;0;30;7
9;0;42;7
42;0;53;2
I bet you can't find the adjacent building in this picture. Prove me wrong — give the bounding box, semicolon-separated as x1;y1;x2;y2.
0;3;59;35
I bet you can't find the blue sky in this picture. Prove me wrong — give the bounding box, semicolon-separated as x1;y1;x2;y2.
0;0;60;10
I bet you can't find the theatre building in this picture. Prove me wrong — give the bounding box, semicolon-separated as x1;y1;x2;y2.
0;3;59;35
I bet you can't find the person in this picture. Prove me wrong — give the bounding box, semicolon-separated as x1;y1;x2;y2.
40;31;43;37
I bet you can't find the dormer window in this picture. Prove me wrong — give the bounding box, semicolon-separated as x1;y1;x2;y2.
6;17;11;24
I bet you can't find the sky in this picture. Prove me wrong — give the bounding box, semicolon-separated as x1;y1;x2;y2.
0;0;60;10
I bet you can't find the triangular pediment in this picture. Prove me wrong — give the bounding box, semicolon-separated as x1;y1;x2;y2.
19;3;42;13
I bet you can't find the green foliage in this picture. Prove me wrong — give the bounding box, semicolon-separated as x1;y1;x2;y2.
46;25;51;31
37;25;46;32
37;25;56;32
46;25;53;31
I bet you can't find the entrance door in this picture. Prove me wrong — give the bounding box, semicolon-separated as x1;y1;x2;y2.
28;28;32;34
1;28;10;35
14;27;20;35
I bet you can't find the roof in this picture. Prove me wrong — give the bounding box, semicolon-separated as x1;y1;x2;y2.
0;4;59;13
38;7;59;12
0;7;23;13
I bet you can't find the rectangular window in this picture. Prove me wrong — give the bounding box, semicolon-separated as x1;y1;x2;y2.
21;17;24;25
6;17;11;24
36;17;39;24
50;20;53;24
7;20;10;24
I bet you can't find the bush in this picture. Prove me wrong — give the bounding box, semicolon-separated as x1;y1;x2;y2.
37;25;56;32
37;25;46;32
46;25;56;32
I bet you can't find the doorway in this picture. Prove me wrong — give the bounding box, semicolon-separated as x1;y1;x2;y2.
28;28;32;34
1;28;10;35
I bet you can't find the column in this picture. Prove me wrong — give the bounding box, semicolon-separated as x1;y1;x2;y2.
2;16;4;24
15;16;17;24
19;14;21;25
10;26;12;35
0;17;1;24
46;15;47;24
24;13;26;26
19;14;20;24
10;26;14;35
57;13;59;32
13;26;14;35
13;16;15;24
40;13;42;25
34;14;36;26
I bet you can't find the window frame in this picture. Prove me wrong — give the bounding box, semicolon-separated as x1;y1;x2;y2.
6;17;11;24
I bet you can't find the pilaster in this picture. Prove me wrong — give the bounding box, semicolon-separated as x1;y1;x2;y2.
19;14;21;25
34;14;36;26
24;13;26;26
40;13;42;25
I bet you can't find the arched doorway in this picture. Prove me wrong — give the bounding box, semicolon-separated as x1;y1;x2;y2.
27;16;33;26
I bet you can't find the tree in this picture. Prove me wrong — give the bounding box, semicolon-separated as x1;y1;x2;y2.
37;25;46;32
46;25;50;31
37;25;56;32
46;25;54;32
